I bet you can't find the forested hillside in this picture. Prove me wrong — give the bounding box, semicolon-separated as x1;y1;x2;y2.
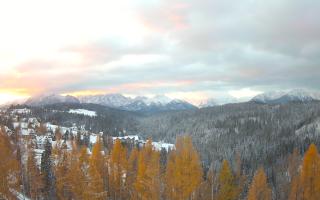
3;101;320;199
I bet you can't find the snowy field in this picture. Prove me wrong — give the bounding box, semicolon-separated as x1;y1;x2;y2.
68;109;97;117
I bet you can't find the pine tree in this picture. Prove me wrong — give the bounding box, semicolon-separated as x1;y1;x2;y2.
41;138;56;200
217;160;238;200
165;136;203;200
247;167;271;200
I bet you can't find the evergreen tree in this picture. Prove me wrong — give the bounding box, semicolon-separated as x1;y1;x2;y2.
41;138;56;200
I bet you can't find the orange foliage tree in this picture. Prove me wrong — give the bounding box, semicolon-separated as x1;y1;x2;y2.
165;136;203;200
0;130;20;199
247;167;271;200
135;140;160;200
294;144;320;200
217;160;239;200
109;139;128;200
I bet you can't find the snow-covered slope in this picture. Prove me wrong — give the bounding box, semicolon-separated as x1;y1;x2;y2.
251;89;320;104
251;91;286;103
145;95;172;105
25;93;197;112
80;94;197;112
25;94;80;106
79;93;132;107
69;109;97;117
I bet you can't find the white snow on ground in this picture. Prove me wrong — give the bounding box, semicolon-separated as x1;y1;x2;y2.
34;149;44;167
152;141;175;151
90;134;98;144
112;135;140;141
11;108;31;114
69;109;97;117
10;189;31;200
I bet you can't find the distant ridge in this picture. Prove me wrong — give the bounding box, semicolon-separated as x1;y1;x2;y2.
25;93;80;106
23;93;197;112
251;89;320;104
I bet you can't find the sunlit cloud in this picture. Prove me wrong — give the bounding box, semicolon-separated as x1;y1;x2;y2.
0;89;30;104
228;88;263;99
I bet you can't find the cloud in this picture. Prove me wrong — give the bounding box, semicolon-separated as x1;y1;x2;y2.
0;0;319;104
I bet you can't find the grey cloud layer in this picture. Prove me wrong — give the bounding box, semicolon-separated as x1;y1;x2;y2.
26;0;320;96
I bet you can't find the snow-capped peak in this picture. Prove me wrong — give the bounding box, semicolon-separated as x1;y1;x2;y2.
251;91;286;103
199;98;218;108
251;89;320;104
286;89;315;100
79;93;132;107
25;93;80;106
148;95;172;105
132;95;172;106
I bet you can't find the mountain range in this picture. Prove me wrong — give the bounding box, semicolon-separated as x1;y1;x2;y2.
21;89;320;112
24;93;197;113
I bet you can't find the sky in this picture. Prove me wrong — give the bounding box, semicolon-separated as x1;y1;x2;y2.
0;0;319;105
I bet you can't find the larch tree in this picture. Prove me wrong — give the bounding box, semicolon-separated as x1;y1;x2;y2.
298;143;320;200
54;127;62;141
68;143;91;200
109;139;128;200
217;160;238;200
0;131;20;199
135;140;160;200
247;167;271;200
205;166;217;200
53;140;71;200
288;149;301;200
126;147;139;199
235;152;246;198
37;123;47;135
88;139;107;199
165;136;203;200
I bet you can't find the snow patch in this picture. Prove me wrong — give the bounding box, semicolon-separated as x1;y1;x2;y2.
69;109;97;117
